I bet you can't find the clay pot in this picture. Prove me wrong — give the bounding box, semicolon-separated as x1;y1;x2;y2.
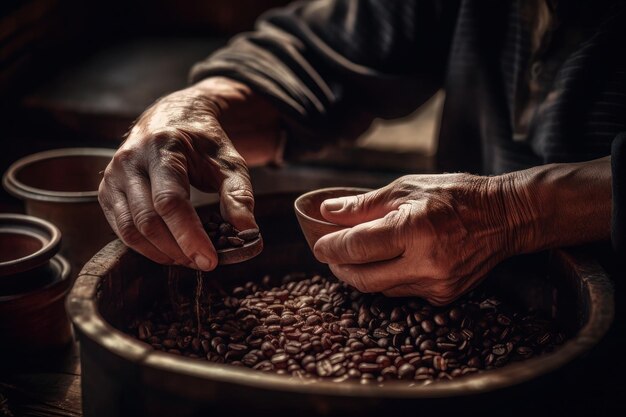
3;147;116;274
0;214;72;357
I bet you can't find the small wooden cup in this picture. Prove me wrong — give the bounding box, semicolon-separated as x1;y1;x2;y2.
294;187;371;251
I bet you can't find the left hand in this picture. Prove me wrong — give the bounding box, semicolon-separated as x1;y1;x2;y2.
313;173;540;305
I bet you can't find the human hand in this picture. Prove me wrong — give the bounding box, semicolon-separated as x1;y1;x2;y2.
313;174;540;305
98;77;279;270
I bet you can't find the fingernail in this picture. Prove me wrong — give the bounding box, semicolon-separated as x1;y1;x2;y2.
323;198;344;212
193;254;214;271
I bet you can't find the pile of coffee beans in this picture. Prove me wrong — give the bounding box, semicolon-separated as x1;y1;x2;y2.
130;273;565;384
204;213;259;250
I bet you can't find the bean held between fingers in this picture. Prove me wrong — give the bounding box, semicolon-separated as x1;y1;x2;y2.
128;272;565;384
205;212;260;250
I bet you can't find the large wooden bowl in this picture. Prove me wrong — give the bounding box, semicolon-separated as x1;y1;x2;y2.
66;193;614;417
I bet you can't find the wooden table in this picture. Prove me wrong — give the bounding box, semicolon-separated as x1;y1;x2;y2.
0;344;81;417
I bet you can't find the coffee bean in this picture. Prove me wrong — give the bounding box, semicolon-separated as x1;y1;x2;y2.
433;356;447;371
398;363;416;379
433;313;448;326
492;344;508;356
381;365;397;378
516;346;533;358
419;339;436;352
317;359;333;377
389;307;403;322
387;322;405;335
376;355;392;368
306;315;323;326
271;353;289;367
421;320;435;333
358;363;380;373
348;368;361;378
237;228;260;241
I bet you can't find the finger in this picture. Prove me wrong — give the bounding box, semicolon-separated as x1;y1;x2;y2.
320;187;397;226
99;182;175;265
217;146;258;232
328;257;414;293
124;174;195;266
382;283;434;299
149;155;217;271
313;213;404;264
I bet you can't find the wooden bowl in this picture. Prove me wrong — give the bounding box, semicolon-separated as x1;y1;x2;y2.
3;147;117;274
67;192;614;417
0;214;72;357
294;187;371;250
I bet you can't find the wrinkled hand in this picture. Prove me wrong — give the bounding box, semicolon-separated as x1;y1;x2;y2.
313;174;539;305
99;78;274;270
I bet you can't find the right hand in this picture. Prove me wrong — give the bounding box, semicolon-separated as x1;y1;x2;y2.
98;77;279;270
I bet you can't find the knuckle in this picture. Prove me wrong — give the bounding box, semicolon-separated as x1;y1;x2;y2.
151;129;185;151
153;191;186;217
220;152;248;173
134;209;162;237
226;181;254;203
117;221;143;247
113;148;139;167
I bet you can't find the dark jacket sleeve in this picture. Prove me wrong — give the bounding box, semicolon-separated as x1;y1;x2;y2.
189;0;459;152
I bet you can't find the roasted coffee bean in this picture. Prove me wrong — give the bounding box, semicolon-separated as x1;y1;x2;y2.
238;228;260;241
285;341;302;355
516;346;533;358
398;363;416;380
433;313;448;326
381;365;397;378
419;339;436;352
130;272;565;383
492;344;508;356
387;322;405;335
376;355;392;368
306;315;323;326
271;353;289;368
317;359;333;377
433;356;447;371
358;363;380;373
421;320;435;333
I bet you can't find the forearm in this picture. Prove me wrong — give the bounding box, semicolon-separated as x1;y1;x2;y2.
505;157;611;253
189;0;458;150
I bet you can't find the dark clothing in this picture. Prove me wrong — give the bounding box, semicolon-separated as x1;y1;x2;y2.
190;0;626;253
191;0;626;174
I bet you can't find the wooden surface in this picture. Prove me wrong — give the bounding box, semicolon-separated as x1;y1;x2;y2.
0;344;81;417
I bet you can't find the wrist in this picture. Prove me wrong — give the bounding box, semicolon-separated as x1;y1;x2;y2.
485;171;545;257
493;158;612;255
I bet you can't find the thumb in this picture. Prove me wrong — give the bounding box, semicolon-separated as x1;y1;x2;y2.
218;156;258;233
320;188;395;226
